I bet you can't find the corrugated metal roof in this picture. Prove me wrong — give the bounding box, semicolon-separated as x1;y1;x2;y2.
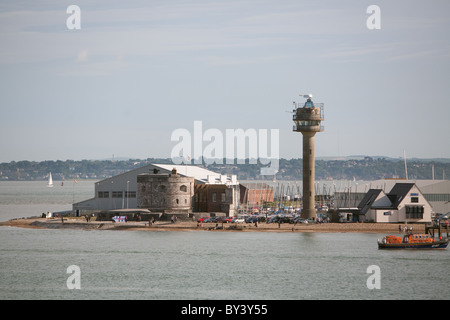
152;164;220;180
95;163;238;186
152;164;238;184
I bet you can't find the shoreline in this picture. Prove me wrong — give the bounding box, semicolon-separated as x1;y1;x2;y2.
0;217;425;234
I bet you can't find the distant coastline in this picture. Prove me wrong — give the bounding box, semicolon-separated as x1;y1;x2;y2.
0;217;424;234
1;157;449;182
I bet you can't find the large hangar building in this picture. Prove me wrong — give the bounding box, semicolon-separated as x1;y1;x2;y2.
73;164;239;216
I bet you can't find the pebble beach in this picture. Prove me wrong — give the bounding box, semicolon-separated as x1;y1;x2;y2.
0;217;425;234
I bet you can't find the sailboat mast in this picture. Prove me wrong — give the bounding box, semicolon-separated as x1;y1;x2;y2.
403;150;408;180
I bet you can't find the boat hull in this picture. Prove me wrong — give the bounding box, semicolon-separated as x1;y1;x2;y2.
378;239;449;250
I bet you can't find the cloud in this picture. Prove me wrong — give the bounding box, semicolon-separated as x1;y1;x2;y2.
77;49;88;62
200;54;290;66
0;2;363;66
318;43;392;62
62;56;128;76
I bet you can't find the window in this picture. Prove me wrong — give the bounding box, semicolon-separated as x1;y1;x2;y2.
180;185;187;192
406;206;424;219
212;193;217;202
98;191;109;198
125;191;136;198
112;191;123;198
176;199;179;204
411;197;419;203
221;193;226;202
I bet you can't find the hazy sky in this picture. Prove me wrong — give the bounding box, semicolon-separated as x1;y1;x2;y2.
0;0;449;162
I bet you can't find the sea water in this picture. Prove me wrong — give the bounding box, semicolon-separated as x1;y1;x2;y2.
0;181;449;300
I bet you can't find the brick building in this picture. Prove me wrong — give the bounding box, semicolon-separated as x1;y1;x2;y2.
239;183;274;207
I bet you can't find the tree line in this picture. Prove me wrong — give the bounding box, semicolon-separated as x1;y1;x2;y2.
0;157;449;181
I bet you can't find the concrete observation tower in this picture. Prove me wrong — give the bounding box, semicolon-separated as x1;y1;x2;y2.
292;94;325;219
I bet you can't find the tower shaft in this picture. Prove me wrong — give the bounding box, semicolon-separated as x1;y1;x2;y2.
302;132;316;219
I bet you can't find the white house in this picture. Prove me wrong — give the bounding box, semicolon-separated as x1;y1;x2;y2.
358;183;433;223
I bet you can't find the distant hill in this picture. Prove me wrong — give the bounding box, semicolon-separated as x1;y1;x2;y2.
0;157;449;181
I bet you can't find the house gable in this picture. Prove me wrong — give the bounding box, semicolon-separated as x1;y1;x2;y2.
359;183;432;223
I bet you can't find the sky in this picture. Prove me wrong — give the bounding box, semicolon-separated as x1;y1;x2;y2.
0;0;449;163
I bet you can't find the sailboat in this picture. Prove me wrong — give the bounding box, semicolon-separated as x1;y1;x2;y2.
47;172;54;188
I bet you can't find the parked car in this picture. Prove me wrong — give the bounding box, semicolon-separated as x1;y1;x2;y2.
246;216;264;223
217;217;232;223
245;216;256;223
232;217;245;223
267;215;292;224
290;216;306;224
197;217;209;223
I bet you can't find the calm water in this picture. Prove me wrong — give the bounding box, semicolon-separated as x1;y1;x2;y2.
1;181;449;300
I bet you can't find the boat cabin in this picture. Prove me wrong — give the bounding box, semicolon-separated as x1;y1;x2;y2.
382;234;434;244
384;235;402;244
403;234;433;243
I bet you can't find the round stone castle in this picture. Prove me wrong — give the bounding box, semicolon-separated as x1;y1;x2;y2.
137;168;194;214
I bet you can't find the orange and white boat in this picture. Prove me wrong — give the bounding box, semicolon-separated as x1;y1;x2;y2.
378;233;449;249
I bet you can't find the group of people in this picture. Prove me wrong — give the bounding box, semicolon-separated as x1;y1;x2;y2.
316;216;330;223
399;224;413;233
